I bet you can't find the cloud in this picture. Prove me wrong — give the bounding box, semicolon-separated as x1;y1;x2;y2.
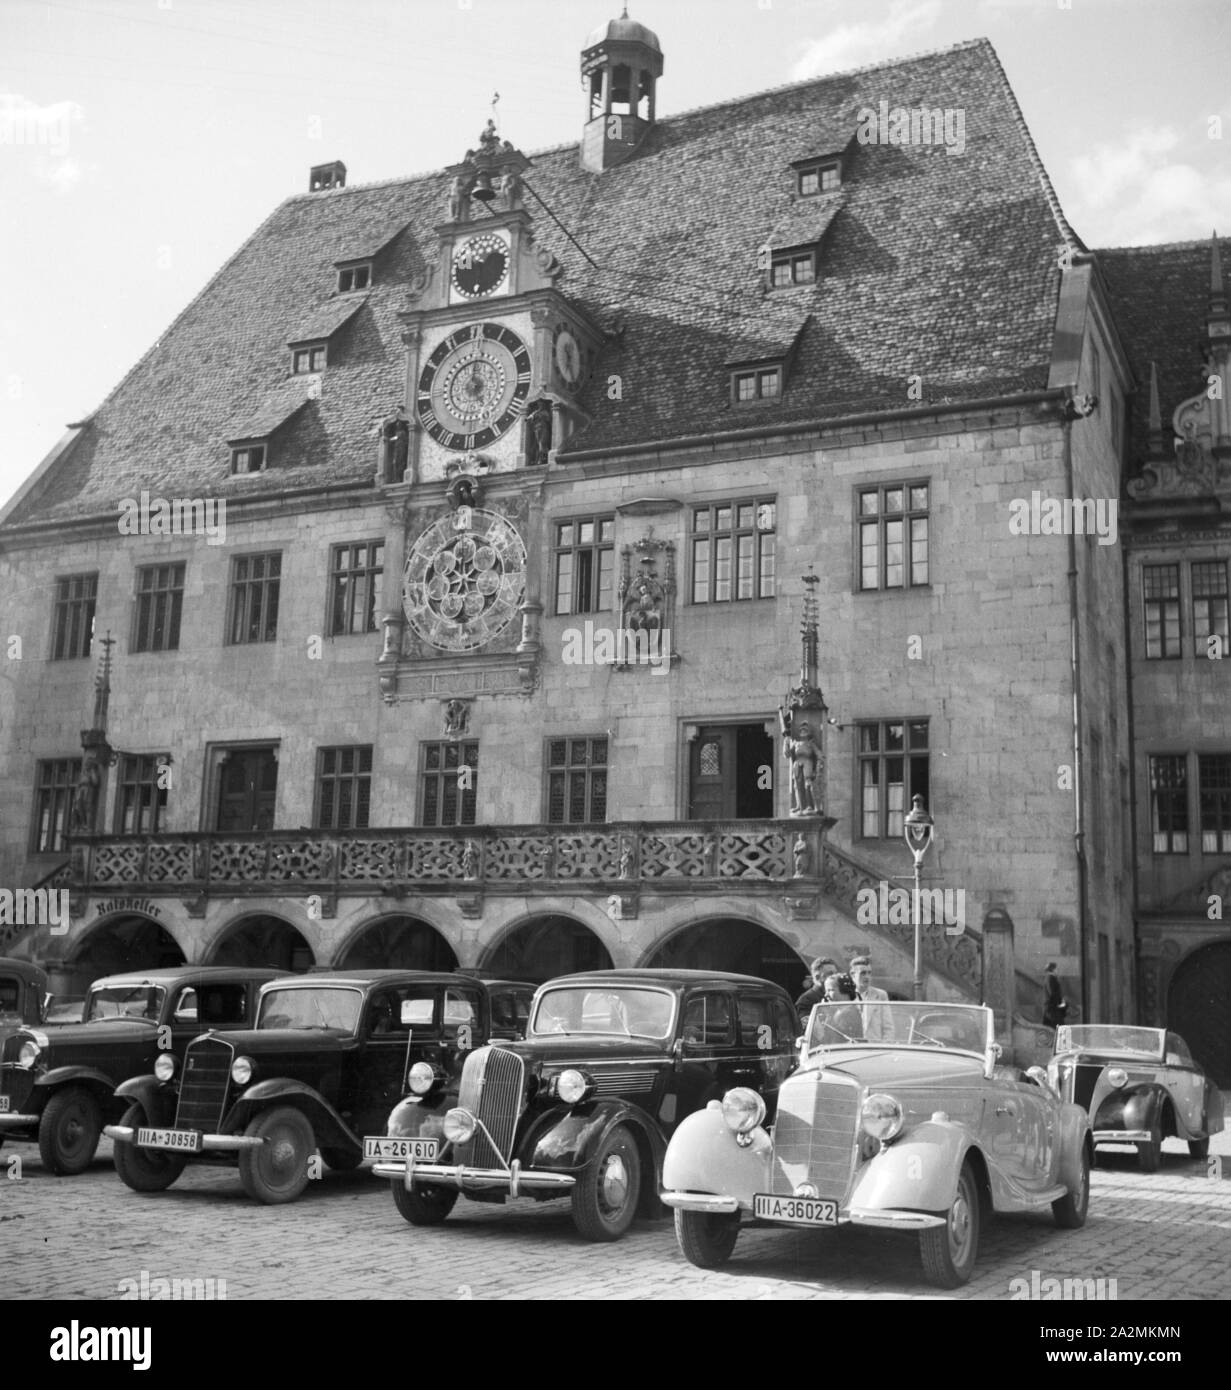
33;156;86;194
1066;126;1231;245
792;1;942;79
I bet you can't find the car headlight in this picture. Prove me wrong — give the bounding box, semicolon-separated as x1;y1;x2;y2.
861;1093;904;1142
1106;1067;1128;1089
231;1056;254;1085
408;1062;437;1096
443;1108;476;1144
17;1040;40;1068
154;1053;176;1081
555;1069;592;1105
721;1087;767;1134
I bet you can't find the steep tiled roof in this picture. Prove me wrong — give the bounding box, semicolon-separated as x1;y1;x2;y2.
1096;238;1228;463
6;36;1077;526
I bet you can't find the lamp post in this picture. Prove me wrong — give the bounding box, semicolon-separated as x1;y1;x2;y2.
903;793;935;1001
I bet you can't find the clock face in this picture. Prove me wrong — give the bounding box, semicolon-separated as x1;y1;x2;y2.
402;509;526;652
451;232;510;299
554;327;582;386
417;323;532;452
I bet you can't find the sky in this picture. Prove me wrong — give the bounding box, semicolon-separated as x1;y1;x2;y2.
0;0;1228;508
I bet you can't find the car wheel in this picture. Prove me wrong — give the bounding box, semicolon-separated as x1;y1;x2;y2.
571;1124;642;1242
1187;1137;1209;1161
920;1159;981;1288
391;1179;458;1225
237;1106;313;1205
674;1209;740;1268
112;1103;187;1193
1052;1140;1090;1229
1137;1120;1162;1174
319;1147;363;1172
37;1087;102;1175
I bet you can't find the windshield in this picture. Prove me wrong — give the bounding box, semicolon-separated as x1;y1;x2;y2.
257;986;362;1033
1059;1025;1163;1059
529;986;675;1040
806;1001;990;1054
84;986;165;1023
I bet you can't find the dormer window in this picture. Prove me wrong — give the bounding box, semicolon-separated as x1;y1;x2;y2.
798;161;840;196
771;247;816;288
230;442;267;475
337;261;371;293
292;344;327;375
732;367;782;404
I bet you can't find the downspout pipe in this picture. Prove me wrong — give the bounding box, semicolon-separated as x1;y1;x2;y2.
1062;414;1091;1023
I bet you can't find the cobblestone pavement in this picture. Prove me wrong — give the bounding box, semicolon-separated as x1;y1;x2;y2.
5;1128;1230;1301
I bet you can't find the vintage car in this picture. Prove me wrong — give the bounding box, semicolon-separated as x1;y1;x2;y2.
660;1000;1092;1288
371;968;801;1242
104;970;533;1204
0;957;49;1043
1048;1024;1224;1171
0;966;286;1174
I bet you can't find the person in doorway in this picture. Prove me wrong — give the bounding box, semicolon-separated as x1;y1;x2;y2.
1043;962;1068;1029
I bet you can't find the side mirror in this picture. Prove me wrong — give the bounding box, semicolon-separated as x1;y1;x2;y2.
672;1037;685;1069
1025;1065;1059;1099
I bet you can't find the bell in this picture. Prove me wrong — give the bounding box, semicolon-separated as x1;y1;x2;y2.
471;171;496;203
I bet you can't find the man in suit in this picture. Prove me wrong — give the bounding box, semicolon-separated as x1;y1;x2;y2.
795;957;840;1026
851;955;893;1042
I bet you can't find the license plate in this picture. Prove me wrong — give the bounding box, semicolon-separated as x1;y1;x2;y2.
0;1096;9;1113
754;1193;839;1226
363;1137;439;1161
137;1127;202;1153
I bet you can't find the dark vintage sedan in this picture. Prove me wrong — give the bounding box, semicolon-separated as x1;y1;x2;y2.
104;970;533;1204
0;966;286;1174
371;968;801;1242
1048;1024;1225;1170
0;957;49;1041
662;1001;1092;1288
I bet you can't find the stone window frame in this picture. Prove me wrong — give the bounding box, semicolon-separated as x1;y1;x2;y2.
856;717;929;841
315;745;373;831
226;551;282;647
855;481;930;591
1190;559;1229;658
291;343;327;375
420;739;478;827
1198;752;1231;855
1142;562;1181;660
131;561;186;654
31;757;81;854
552;514;615;616
1148;753;1189;854
730;366;782;404
797;161;841;196
50;571;97;661
114;753;170;836
328;540;384;637
689;496;777;605
544;735;609;825
336;260;371;294
769;245;817;289
230;441;268;476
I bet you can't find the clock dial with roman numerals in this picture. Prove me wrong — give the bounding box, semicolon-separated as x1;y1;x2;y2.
417;322;532;451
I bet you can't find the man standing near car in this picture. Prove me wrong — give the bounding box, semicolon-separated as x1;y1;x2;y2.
851;955;892;1042
796;957;840;1026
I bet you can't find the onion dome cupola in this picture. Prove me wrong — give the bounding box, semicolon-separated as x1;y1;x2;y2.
580;7;663;172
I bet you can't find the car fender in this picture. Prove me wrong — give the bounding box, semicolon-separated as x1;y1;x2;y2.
1207;1084;1226;1136
223;1079;357;1154
1094;1082;1165;1134
661;1101;770;1207
1055;1103;1091;1190
849;1121;974;1214
113;1076;175;1126
36;1064;117;1097
520;1099;666;1179
385;1093;452;1145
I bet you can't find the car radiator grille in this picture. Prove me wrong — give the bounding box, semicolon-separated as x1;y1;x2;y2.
591;1067;656;1097
455;1046;524;1168
175;1037;234;1132
0;1064;34;1111
770;1072;859;1200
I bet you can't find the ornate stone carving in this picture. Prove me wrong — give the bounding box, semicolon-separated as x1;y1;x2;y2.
615;534;676;670
443;698;471;738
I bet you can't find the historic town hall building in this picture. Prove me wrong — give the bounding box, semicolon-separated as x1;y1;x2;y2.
1;14;1227;1077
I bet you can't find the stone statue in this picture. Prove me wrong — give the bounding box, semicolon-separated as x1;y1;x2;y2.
625;575;661;632
478;119;500;154
443;699;469;737
779;706;824;816
499;168;522;208
792;832;811;877
462;839;479;879
382;412;410;482
448;175;469;222
526;399;553;466
71;751;103;833
619;840;633;879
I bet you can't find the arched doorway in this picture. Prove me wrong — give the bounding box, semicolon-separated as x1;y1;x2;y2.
66;914;185;994
209;915;313;972
483;915;612;983
1167;939;1231;1085
336;916;458;971
642;917;803;996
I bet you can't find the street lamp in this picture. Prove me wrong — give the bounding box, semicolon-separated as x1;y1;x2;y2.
903;793;935;1001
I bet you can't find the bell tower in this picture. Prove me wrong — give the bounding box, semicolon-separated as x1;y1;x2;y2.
580;7;663;173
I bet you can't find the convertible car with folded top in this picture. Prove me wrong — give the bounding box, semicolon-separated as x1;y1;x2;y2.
1048;1024;1224;1171
660;1000;1092;1288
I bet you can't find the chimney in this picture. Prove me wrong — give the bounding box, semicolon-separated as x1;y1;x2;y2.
309;161;347;193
